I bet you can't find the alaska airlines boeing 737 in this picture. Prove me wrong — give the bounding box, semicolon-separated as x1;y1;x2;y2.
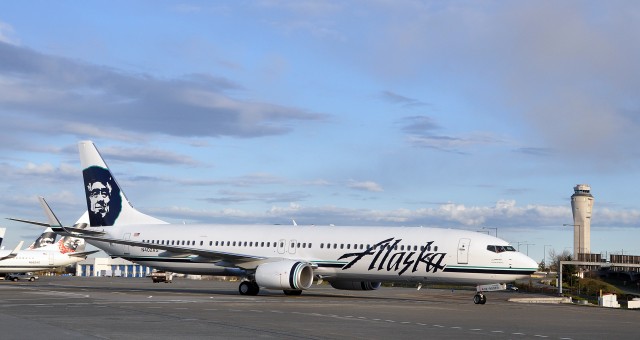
47;141;536;304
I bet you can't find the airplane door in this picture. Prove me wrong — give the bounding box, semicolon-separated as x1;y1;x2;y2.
457;238;470;264
277;239;286;254
49;252;55;265
288;240;297;254
123;233;131;255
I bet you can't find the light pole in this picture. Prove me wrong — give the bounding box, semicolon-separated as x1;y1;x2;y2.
524;243;535;256
483;227;497;238
515;241;527;252
563;224;581;259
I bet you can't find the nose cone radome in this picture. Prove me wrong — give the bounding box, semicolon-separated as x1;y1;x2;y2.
520;253;538;274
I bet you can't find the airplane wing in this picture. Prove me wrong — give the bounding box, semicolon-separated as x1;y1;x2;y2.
61;230;267;267
0;241;24;261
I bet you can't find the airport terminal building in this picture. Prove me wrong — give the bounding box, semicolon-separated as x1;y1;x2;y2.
76;257;152;277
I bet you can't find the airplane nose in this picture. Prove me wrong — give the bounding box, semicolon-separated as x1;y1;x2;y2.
521;253;538;272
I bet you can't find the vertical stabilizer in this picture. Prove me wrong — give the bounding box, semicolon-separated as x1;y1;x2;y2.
28;228;57;250
0;228;5;249
78;141;167;227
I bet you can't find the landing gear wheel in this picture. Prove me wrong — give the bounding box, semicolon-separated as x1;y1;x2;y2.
473;293;486;304
283;290;302;296
239;281;259;296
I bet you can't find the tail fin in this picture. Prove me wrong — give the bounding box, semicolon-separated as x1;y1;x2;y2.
0;228;5;249
27;227;57;250
79;141;167;227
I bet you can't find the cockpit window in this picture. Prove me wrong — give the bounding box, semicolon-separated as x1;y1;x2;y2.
487;245;516;253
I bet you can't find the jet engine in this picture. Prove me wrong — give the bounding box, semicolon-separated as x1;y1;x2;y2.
329;280;382;291
255;260;314;290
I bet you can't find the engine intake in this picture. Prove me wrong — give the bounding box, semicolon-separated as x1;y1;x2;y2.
255;260;314;290
329;280;382;291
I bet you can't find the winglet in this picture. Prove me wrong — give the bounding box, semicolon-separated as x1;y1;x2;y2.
0;240;24;261
38;196;63;227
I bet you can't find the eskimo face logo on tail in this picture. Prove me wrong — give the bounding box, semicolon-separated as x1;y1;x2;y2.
28;231;56;249
58;236;83;254
83;166;122;226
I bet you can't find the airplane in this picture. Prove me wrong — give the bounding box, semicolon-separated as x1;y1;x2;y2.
0;228;5;248
0;215;98;274
43;140;537;304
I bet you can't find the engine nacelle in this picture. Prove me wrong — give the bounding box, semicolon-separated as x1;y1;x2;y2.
255;260;314;290
329;280;382;291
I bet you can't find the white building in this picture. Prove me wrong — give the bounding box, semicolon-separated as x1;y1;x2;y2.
76;257;152;277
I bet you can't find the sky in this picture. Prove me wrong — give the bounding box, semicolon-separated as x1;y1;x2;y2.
1;0;640;264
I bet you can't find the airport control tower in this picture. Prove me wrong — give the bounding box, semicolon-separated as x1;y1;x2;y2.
571;184;593;257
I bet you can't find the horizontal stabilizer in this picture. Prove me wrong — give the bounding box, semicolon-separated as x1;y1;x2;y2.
67;250;101;258
6;217;50;227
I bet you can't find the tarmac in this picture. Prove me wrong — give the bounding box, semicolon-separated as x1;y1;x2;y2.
0;276;637;339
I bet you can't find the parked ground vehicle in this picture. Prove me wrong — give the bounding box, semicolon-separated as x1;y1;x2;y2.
151;271;172;283
6;272;39;282
506;284;519;291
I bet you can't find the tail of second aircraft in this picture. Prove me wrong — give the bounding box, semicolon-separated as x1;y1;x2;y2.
79;141;167;227
27;227;57;250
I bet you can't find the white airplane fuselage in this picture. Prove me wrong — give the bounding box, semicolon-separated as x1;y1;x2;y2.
0;248;84;273
90;224;536;284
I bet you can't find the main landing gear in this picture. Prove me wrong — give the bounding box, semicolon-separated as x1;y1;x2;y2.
239;281;260;296
473;293;487;305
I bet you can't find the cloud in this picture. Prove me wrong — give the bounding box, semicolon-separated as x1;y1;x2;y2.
350;2;640;163
379;91;429;107
0;21;18;44
202;190;310;204
99;146;201;166
0;41;328;141
400;116;439;135
347;180;383;192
